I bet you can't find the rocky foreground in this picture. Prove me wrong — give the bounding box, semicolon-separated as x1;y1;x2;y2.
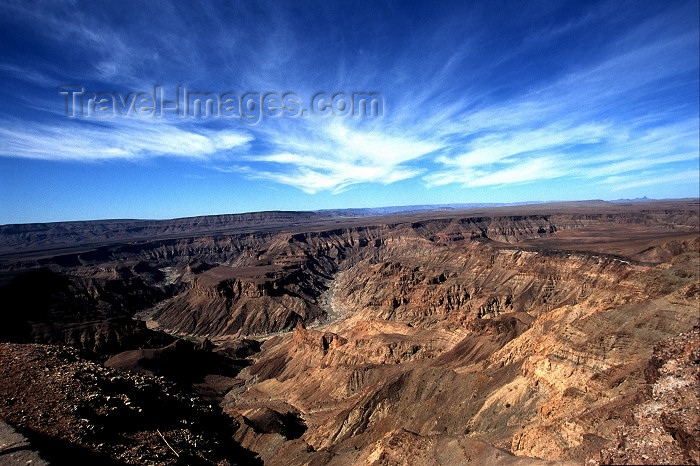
0;200;698;464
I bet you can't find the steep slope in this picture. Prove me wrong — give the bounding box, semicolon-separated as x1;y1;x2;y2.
153;264;329;336
596;326;700;464
0;201;697;464
0;266;174;356
148;205;697;338
0;342;261;465
223;236;699;464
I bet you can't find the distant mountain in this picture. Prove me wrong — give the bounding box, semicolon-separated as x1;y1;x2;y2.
610;196;652;202
315;202;543;218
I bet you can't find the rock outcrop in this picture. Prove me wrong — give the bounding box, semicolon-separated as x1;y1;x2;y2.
153;265;328;337
0;342;261;465
223;233;699;464
0;200;698;464
594;326;700;464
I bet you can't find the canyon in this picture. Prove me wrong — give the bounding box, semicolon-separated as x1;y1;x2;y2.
0;199;698;465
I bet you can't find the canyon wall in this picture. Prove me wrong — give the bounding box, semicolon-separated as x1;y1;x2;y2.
0;201;698;463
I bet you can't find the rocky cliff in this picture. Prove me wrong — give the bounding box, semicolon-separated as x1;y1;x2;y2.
0;200;698;464
223;236;698;464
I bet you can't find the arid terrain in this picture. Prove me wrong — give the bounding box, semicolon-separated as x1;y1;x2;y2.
1;199;698;465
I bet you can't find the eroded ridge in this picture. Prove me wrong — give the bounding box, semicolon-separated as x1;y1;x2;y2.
0;200;698;464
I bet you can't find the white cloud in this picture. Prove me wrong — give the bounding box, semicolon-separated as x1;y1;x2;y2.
0;64;57;87
233;164;423;195
232;119;440;193
0;0;696;200
0;120;252;161
598;169;700;191
467;158;565;187
425;116;698;190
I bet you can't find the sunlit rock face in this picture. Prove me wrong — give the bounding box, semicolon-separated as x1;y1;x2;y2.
1;201;698;463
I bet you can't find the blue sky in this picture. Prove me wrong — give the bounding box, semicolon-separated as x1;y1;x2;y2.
0;0;698;223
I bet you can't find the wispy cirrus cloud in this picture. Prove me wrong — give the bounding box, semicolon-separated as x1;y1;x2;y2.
222;121;442;193
414;5;699;192
424;117;698;188
0;0;697;207
225;1;697;195
599;168;700;191
0;119;251;161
